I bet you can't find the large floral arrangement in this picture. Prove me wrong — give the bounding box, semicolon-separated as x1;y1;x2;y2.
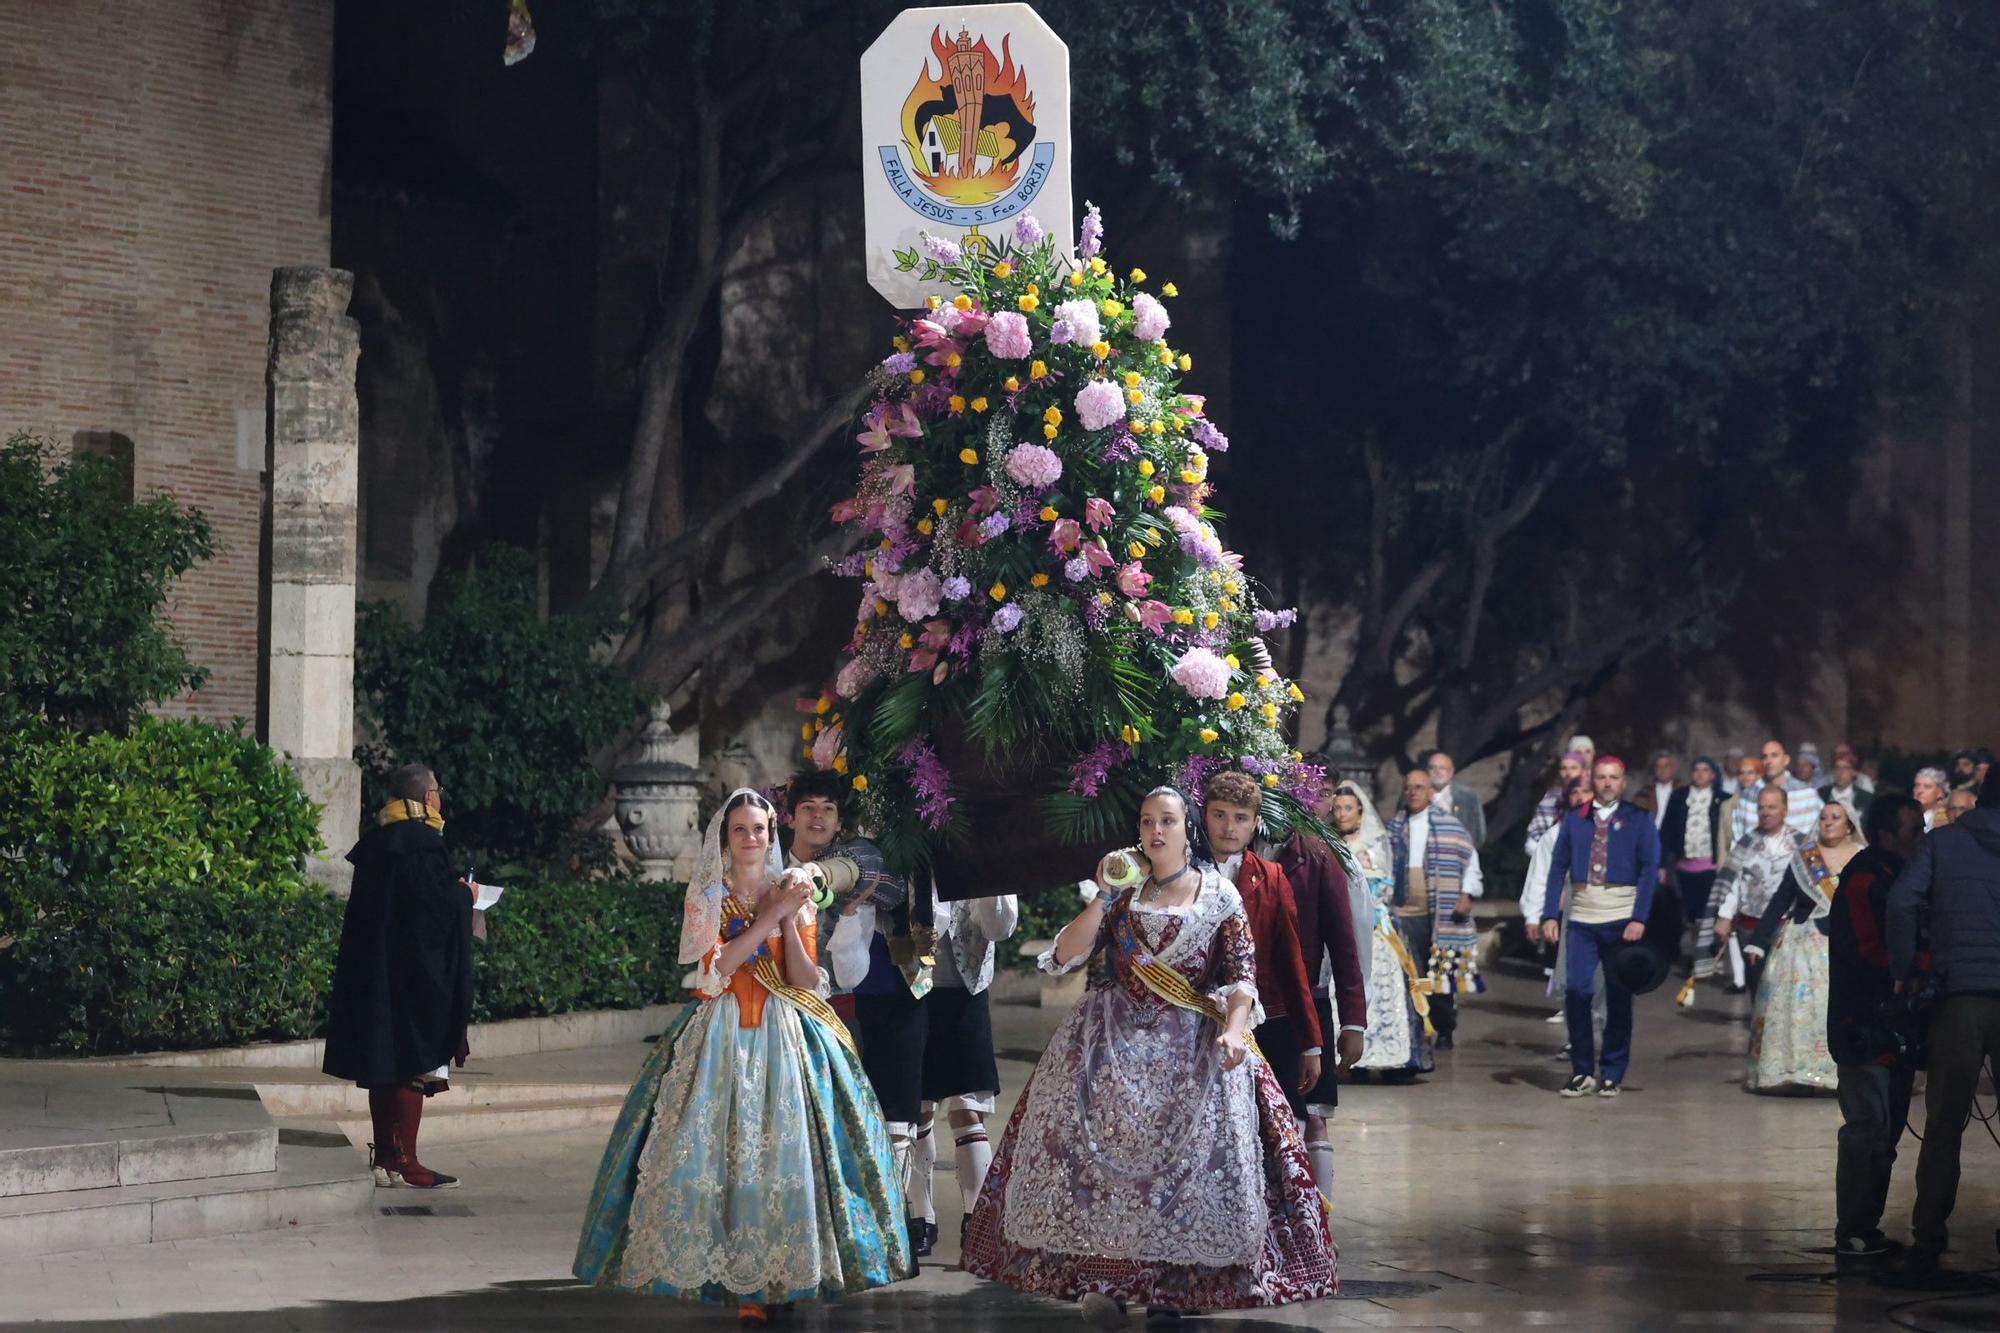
806;206;1321;871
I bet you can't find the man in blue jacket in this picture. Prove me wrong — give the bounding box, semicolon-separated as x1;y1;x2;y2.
1540;756;1662;1099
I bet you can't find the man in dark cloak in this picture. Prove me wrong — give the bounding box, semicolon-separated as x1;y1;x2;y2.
323;762;474;1189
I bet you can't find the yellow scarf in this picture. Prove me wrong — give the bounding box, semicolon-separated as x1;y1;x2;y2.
378;798;445;831
722;897;859;1056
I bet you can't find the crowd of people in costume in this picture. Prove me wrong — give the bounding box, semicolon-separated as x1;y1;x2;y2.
320;735;1998;1323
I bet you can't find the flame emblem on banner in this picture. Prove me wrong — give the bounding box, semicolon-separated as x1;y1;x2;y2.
898;25;1039;208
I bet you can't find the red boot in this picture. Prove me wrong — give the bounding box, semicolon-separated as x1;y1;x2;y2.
367;1086;403;1186
392;1086;460;1189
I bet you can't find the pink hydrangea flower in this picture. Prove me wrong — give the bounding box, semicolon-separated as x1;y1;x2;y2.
1074;379;1127;432
895;567;942;622
1170;646;1233;700
1052;298;1101;348
985;311;1033;359
1004;443;1063;489
1132;291;1171;342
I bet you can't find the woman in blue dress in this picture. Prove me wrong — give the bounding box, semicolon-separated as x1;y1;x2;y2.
574;788;912;1325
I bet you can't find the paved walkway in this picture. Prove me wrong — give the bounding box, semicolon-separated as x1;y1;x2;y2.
3;966;1997;1330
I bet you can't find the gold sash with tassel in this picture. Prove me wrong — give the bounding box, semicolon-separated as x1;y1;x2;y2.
722;898;858;1056
1109;902;1262;1061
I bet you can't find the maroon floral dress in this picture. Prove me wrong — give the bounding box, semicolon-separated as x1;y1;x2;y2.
962;872;1337;1310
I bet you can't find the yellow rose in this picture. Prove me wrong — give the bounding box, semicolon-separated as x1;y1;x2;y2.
852;775;869;792
1031;360;1048;380
946;352;962;368
1287;683;1305;702
1178;353;1192;371
1129;267;1147;282
815;696;832;715
1172;608;1194;625
1180;470;1199;484
893;335;911;351
802;744;813;760
1202;611;1220;629
949;394;967;413
1262;702;1279;723
898;632;914;649
1225;653;1241;669
1200;727;1220;744
1148;485;1166;503
1160;345;1176;365
1018;293;1040;312
993;261;1013;278
1138;458;1156;477
1031;573;1050;588
833;755;849;774
932;497;949;515
989;581;1008;601
1043;423;1059;440
1128;541;1147;559
952;294;973;311
971;396;989;412
875;599;890;616
1040;505;1060;521
959;448;979;464
1221;598;1237;612
1226;693;1246;710
1004;376;1021;392
1150;421;1165;436
1090;257;1107;274
1027;281;1040;295
1259;670;1276;685
917;517;934;535
801;721;815;740
909;369;926;384
1264;773;1281;788
1121;724;1141;744
1069;268;1086;287
1123;370;1142;387
1102;298;1125;317
1091;341;1111;359
1163;282;1180;297
1127;388;1145;404
1043;405;1063;425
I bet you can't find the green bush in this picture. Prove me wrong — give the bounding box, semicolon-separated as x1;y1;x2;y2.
1004;884;1091;970
471;878;684;1022
0;877;345;1055
0;432;216;727
0;717;323;903
355;546;648;871
0;875;688;1055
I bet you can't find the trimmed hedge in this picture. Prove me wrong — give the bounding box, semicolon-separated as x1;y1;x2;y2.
0;877;688;1057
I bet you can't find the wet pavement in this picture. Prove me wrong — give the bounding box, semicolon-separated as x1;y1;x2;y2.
3;963;1996;1330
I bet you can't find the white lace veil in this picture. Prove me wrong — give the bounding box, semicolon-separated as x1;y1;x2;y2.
1333;780;1394;880
679;787;785;970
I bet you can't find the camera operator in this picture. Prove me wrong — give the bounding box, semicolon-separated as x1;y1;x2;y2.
1825;794;1925;1262
1887;779;2000;1274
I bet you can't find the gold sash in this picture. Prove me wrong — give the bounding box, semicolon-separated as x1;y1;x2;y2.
1111;904;1263;1061
1380;922;1437;1038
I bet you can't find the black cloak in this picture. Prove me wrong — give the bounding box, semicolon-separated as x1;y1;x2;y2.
321;819;474;1087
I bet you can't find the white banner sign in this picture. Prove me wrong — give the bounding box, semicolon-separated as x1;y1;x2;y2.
860;3;1072;309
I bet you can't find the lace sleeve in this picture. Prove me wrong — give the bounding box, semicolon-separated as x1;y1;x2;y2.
1038;890;1121;975
1207;909;1263;1023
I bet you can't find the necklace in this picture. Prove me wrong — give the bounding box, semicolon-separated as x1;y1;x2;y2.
1141;862;1193;903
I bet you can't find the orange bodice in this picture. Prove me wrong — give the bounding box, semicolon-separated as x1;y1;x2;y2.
696;897;819;1029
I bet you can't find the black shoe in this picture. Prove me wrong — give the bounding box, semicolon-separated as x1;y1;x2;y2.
1834;1235;1902;1263
960;1215;970;1252
908;1217;933;1259
1560;1074;1599;1098
1434;1033;1455;1051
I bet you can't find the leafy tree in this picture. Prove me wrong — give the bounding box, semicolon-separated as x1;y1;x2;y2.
354;545;648;868
0;432;215;728
1222;0;2000;830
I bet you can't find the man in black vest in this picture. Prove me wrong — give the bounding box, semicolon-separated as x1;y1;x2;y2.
323;763;475;1189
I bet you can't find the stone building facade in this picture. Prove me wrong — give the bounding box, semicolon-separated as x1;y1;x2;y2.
0;0;334;723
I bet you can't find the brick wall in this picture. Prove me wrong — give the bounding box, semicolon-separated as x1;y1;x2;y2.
0;0;333;724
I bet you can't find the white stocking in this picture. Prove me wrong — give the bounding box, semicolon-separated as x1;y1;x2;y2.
1306;1131;1336;1203
908;1112;936;1223
953;1117;993;1206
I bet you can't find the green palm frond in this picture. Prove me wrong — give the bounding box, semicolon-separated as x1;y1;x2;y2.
870;674;932;750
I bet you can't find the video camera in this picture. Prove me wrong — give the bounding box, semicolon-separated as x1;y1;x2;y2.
1871;973;1940;1071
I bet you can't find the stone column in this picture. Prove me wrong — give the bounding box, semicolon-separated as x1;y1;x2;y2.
262;267;362;893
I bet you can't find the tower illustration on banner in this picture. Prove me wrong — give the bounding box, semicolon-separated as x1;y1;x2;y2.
861;4;1073;309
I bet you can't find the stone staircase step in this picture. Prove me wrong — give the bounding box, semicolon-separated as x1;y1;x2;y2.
254;1080;627;1119
327;1095;622;1148
0;1137;371;1257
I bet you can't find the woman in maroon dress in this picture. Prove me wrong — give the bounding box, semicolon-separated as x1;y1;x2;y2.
961;788;1337;1327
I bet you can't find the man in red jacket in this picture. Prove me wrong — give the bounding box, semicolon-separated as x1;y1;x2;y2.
1200;768;1360;1192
